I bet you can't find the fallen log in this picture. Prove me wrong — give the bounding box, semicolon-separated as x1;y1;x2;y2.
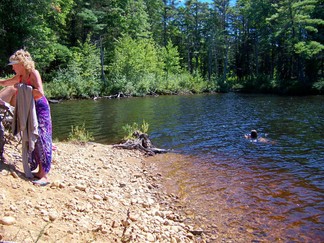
113;131;168;155
48;99;62;104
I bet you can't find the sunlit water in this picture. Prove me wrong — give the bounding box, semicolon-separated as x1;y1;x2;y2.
51;93;324;242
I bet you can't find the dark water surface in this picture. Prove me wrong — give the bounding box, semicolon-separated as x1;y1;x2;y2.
51;93;324;242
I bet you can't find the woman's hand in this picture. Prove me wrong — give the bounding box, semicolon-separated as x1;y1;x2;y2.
32;89;43;100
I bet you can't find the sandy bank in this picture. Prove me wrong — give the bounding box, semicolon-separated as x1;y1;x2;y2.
0;141;205;242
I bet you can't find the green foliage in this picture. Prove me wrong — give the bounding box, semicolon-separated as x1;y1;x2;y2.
1;0;322;97
67;123;94;143
295;41;324;59
312;78;324;93
108;35;209;96
28;24;59;72
239;75;280;93
205;75;222;92
25;0;74;72
44;80;70;99
265;0;322;81
122;120;149;141
160;41;181;75
77;8;106;34
45;36;102;99
108;35;163;95
186;71;208;93
122;0;151;38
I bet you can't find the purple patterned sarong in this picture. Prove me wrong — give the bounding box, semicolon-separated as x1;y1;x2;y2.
28;96;52;173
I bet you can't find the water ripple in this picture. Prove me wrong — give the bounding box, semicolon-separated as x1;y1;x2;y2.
51;93;324;242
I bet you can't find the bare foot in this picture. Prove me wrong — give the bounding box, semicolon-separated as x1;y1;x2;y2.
32;171;47;179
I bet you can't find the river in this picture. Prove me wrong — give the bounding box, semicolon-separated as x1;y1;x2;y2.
51;93;324;242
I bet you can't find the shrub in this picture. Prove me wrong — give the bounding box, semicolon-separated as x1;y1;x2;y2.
67;123;94;143
122;120;149;141
45;35;102;99
312;78;324;93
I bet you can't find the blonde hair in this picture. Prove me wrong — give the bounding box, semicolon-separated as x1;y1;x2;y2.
9;49;35;72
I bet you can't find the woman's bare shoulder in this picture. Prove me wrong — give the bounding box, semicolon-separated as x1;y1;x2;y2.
31;69;41;77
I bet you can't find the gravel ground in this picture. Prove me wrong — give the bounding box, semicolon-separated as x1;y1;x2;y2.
0;140;206;242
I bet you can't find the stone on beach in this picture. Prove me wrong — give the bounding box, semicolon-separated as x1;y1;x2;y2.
0;217;16;225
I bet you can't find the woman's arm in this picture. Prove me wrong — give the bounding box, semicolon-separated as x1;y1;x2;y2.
30;69;45;99
0;75;19;86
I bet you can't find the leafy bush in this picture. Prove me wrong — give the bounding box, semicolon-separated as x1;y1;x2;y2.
44;80;71;99
122;120;149;141
108;35;163;96
45;35;102;99
312;78;324;93
108;36;210;96
67;123;94;143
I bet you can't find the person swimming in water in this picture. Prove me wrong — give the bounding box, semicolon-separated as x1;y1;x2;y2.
245;129;270;143
245;129;258;139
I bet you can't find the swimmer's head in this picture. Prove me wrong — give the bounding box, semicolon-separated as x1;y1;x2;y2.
250;130;258;139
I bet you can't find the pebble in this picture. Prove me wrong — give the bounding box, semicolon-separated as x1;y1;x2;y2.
1;170;9;176
75;184;87;191
146;233;155;242
93;194;102;200
0;216;16;225
49;212;59;221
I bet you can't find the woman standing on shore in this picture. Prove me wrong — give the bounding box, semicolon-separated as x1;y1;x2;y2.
0;49;52;185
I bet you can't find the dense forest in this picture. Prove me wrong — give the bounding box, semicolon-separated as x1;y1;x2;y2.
0;0;323;98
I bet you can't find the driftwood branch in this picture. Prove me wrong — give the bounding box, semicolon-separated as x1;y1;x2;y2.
113;131;168;155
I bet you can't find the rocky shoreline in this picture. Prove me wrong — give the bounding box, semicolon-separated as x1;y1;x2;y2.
0;141;207;242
